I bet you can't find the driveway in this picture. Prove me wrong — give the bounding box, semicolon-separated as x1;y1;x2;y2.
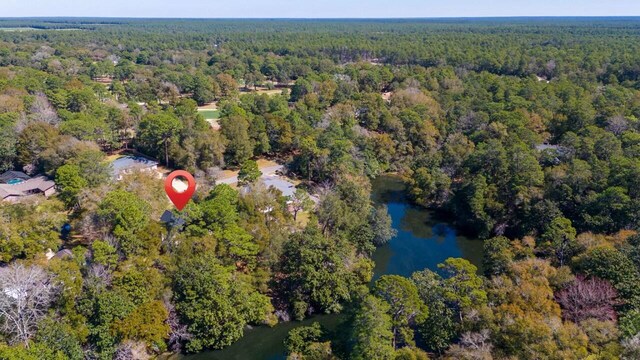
216;164;283;185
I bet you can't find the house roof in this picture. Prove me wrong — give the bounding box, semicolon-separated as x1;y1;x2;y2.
0;176;56;199
0;186;21;199
261;176;296;198
160;210;185;227
111;156;158;178
0;170;30;184
535;144;561;151
54;249;74;259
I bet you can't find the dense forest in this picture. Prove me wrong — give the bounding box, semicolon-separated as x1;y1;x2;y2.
1;17;640;359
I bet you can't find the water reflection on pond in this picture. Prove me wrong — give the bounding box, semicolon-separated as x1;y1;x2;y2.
371;175;484;278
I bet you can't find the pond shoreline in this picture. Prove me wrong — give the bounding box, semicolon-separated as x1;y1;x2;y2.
164;174;484;360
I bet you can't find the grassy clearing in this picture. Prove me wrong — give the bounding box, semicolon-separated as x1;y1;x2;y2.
198;109;220;120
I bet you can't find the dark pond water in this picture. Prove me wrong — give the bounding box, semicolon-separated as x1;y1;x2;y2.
370;175;484;279
169;175;483;360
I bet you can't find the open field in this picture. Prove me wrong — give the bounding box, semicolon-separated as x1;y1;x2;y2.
240;88;287;96
198;109;220;119
197;103;221;129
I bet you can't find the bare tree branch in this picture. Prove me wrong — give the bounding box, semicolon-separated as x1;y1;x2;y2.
0;264;58;345
556;275;619;323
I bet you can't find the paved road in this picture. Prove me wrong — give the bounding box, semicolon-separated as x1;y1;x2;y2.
216;164;283;185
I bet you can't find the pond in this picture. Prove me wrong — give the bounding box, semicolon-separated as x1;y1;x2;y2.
370;175;484;279
168;175;484;360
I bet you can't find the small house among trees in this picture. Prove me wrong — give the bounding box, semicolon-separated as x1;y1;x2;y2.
110;156;159;181
0;171;56;203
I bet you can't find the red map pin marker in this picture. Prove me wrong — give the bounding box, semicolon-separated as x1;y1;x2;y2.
164;170;196;211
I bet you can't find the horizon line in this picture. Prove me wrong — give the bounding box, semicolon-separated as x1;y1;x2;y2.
2;15;640;20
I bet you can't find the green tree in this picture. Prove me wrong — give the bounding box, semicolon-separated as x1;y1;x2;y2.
0;120;16;172
238;159;262;185
620;309;640;338
456;174;499;238
111;263;164;306
417;301;457;354
483;236;514;276
67;148;110;187
370;205;396;246
0;200;66;262
111;301;169;352
36;316;84;360
290;188;314;221
583;187;632;233
16;122;60;172
221;115;253;166
110;81;126;101
191;73;216;105
137;113;183;166
0;342;66;360
98;190;150;257
185;184;259;265
540;216;579;266
80;290;135;359
55;164;88;207
410;167;451;207
173;254;269;352
374;275;426;349
281;225;354;317
394;347;429;360
438;258;487;318
411;269;458;354
91;240;118;268
285;322;323;355
351;295;395;360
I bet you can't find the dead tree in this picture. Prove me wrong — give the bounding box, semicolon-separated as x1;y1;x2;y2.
0;264;57;345
556;275;619;323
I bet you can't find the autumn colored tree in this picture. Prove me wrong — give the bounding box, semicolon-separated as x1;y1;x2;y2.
556;276;619;323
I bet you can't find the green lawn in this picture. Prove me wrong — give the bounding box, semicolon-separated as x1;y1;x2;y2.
198;109;220;120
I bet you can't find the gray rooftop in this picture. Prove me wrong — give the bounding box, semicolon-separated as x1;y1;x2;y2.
111;156;158;178
0;176;55;199
535;144;561;151
0;171;30;184
261;175;296;198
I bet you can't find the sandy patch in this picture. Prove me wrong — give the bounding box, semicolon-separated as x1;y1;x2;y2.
197;102;218;110
240;88;284;96
206;119;221;131
256;159;279;168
